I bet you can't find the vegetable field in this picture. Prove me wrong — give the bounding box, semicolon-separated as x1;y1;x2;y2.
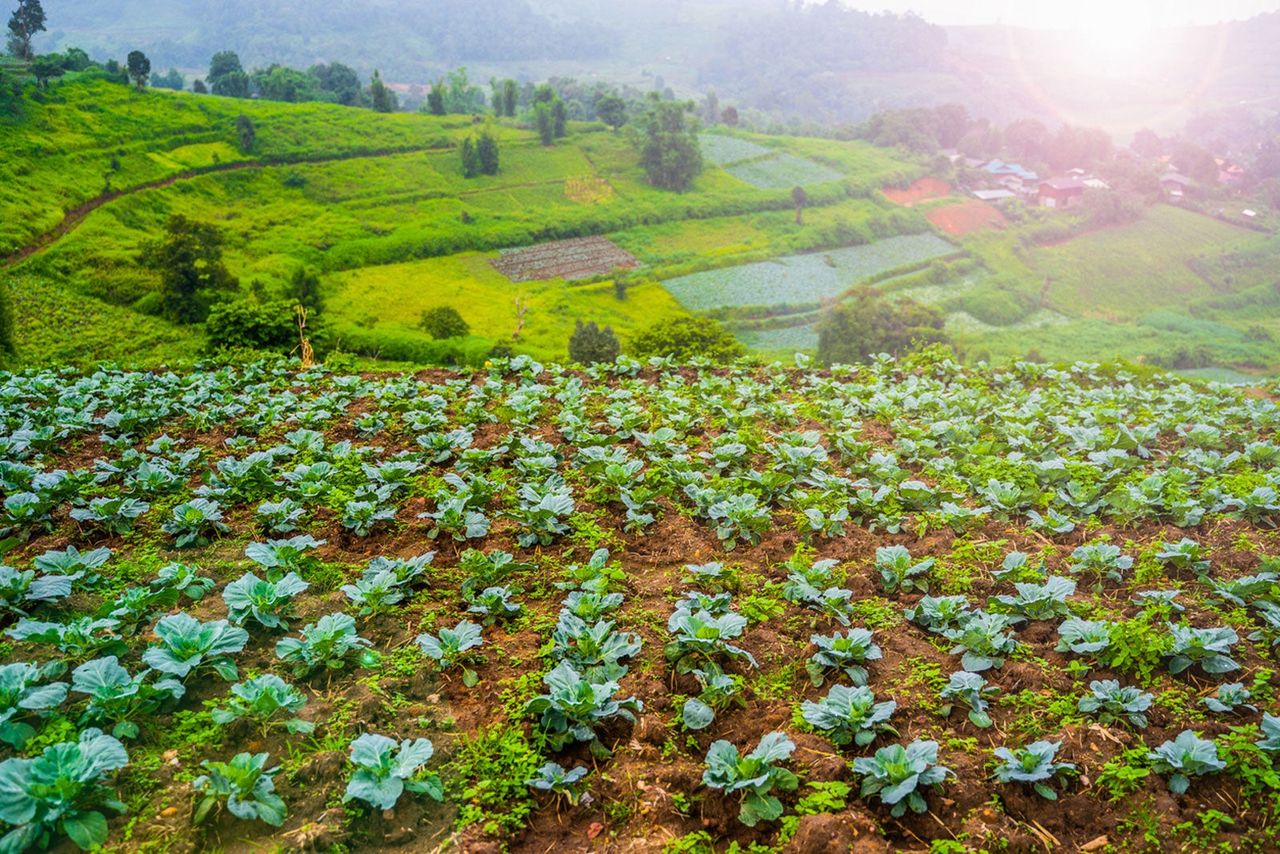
3;355;1280;852
725;155;845;190
662;233;957;310
491;236;641;282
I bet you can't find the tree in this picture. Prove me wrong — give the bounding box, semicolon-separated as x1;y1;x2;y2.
6;0;44;61
568;320;619;364
419;306;470;339
29;53;62;88
368;69;397;112
701;90;719;125
235;114;255;153
534;102;555;145
460;137;480;178
208;52;249;98
286;267;323;314
596;94;626;131
126;50;151;90
721;105;739;127
427;82;445;115
631;316;744;362
816;287;947;366
501;79;518;117
153;67;184;90
551;98;567;138
192;79;208;94
138;215;238;324
791;186;808;225
309;62;362;106
60;46;90;71
635;95;703;192
212;70;249;98
476;132;499;175
1131;127;1163;159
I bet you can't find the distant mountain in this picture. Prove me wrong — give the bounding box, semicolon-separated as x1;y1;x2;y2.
36;0;619;79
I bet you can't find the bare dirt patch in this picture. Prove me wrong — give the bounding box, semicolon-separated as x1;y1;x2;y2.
882;177;951;207
927;200;1008;236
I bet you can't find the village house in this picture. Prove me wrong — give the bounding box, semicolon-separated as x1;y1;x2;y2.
1038;176;1086;209
1160;171;1192;199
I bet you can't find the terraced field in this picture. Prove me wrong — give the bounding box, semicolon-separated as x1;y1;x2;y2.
662;233;958;311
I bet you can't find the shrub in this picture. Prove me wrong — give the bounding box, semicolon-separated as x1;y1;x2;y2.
419;306;471;340
205;300;297;354
568;320;620;364
630;316;745;362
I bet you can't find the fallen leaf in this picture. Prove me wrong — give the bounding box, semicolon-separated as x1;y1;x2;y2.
587;822;604;840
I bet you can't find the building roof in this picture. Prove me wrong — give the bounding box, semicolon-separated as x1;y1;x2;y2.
1041;177;1086;192
983;159;1039;181
973;189;1016;201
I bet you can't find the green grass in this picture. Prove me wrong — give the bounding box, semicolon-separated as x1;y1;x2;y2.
1;76;495;257
327;252;689;361
4;274;195;367
1029;206;1269;320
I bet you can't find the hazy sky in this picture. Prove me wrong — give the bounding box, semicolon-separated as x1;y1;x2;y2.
853;0;1280;27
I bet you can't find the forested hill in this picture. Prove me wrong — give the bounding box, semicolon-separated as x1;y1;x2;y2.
36;0;619;73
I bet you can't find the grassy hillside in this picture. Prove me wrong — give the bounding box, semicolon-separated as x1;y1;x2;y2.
2;78;923;367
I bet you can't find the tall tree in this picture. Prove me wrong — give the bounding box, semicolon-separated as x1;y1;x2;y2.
533;102;554;145
635;95;703;192
791;186;808;225
427;82;445;115
235;114;255;152
551;98;567;138
460;137;480;178
368;69;397;112
139;215;239;324
208;50;243;83
476;132;499;175
126;50;150;90
6;0;44;61
501;79;518;117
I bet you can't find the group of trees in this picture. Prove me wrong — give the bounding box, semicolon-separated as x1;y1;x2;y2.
634;94;703;191
816;287;948;366
194;51;387;109
460;131;499;177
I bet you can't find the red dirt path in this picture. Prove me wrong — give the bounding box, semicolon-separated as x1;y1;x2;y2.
882;177;951;206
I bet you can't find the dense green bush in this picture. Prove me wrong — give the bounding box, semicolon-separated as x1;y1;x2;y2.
205;300;297;354
631;316;745;362
568;320;620;364
419;306;471;339
816;286;947;366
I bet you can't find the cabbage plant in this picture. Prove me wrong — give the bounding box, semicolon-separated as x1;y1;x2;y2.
192;752;286;827
70;656;184;740
222;572;309;630
276;613;378;677
665;609;756;674
163;499;229;547
0;728;129;852
853;739;952;817
212;674;314;734
525;661;642;753
993;740;1076;800
142;613;249;681
1201;682;1255;714
874;545;933;595
806;630;881;687
800;684;896;747
0;661;68;748
527;762;590;805
1077;680;1152;729
701;732;797;827
343;733;443;810
1147;730;1225;793
1166;625;1239;675
944;611;1016;671
416;620;484;686
939;670;996;729
1257;713;1280;753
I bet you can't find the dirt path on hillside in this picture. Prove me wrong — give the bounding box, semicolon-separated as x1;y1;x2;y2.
0;144;451;271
